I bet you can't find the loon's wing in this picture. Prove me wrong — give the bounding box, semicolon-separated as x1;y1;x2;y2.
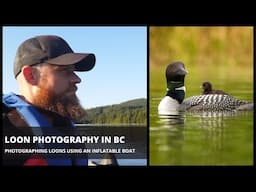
181;94;251;112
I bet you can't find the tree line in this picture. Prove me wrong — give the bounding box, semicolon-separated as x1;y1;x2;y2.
80;98;146;125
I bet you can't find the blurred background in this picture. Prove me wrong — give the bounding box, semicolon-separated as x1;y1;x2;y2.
150;26;253;100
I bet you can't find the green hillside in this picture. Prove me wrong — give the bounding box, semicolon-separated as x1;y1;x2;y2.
84;98;147;125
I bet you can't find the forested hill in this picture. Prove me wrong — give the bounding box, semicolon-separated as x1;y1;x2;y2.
84;98;146;125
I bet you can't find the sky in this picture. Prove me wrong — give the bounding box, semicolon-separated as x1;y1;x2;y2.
2;26;147;109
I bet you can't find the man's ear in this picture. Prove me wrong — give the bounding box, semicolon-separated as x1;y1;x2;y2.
22;66;39;85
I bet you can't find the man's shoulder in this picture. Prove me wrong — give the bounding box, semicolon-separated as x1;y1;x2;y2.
35;107;74;133
3;101;74;134
36;107;72;125
3;102;12;113
2;102;32;135
2;102;12;126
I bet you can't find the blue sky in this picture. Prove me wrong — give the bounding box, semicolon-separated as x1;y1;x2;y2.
2;26;147;109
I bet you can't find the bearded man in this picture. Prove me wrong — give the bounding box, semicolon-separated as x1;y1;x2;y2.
3;35;96;166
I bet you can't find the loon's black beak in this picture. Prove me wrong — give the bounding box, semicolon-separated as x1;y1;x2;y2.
177;68;188;75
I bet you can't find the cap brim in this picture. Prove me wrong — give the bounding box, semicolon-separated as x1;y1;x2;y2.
46;53;96;71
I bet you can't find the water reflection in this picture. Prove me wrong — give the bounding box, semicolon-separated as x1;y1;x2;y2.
191;112;226;154
186;110;239;118
158;112;186;126
150;112;185;165
151;109;253;165
186;110;252;157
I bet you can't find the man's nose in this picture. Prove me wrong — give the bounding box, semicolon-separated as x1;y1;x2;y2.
71;72;81;84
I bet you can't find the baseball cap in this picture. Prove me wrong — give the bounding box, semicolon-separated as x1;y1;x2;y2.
14;35;96;78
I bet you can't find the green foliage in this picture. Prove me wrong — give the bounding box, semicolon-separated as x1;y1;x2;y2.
150;27;253;69
150;27;253;98
85;98;147;125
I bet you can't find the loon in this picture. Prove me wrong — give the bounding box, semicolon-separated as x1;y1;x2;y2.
181;94;253;112
201;82;228;95
158;62;253;114
158;61;188;115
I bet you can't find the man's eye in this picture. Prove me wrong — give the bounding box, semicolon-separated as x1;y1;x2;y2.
62;69;73;75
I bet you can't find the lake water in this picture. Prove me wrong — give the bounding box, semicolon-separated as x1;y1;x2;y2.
76;124;147;166
150;66;253;165
89;158;147;166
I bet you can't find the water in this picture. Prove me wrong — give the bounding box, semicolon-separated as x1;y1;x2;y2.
150;67;253;165
76;124;147;166
90;158;147;166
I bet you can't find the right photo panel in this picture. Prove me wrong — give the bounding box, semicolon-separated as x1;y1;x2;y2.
149;26;253;165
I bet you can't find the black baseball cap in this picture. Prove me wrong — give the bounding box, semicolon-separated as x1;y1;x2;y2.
14;35;96;78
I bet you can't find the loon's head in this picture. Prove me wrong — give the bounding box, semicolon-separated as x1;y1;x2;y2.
201;82;212;94
165;61;188;103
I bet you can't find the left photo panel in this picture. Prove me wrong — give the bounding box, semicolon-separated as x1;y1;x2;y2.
2;26;147;166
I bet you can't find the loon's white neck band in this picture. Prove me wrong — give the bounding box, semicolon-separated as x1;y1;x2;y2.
167;86;186;92
175;86;186;91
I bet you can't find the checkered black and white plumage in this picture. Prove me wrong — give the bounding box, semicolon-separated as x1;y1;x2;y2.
181;94;251;111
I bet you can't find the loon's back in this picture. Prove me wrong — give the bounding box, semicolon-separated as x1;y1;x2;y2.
181;94;253;112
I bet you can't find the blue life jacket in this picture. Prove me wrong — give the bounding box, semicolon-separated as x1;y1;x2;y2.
3;92;88;166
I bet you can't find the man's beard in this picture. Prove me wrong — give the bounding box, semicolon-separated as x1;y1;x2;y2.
32;80;87;122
